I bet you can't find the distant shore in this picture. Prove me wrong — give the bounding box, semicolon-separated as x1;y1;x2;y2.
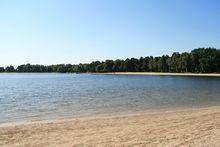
1;106;220;146
1;72;220;77
93;72;220;77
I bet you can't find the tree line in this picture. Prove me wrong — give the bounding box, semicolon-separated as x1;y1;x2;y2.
1;48;220;73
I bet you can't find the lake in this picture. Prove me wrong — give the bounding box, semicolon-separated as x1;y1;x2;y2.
0;73;220;123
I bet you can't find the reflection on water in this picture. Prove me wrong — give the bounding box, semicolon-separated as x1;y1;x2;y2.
0;73;220;123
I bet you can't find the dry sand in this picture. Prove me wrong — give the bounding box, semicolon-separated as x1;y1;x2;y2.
95;72;220;77
0;107;220;147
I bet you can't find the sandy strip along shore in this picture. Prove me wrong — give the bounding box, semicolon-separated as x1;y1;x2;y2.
93;72;220;77
0;106;220;147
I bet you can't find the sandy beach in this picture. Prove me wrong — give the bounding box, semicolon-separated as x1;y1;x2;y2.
95;72;220;77
0;106;220;147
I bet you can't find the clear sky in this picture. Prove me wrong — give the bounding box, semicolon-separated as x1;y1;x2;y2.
0;0;220;67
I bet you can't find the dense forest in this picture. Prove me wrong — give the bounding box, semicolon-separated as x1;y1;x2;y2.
1;48;220;73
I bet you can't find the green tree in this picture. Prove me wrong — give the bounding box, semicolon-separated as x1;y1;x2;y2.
103;60;114;72
0;67;5;72
5;66;15;72
142;57;150;72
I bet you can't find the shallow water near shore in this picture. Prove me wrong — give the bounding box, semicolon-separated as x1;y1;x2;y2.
0;73;220;124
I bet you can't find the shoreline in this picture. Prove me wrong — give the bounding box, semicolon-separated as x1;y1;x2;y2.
1;106;220;146
93;72;220;77
0;105;218;127
1;72;220;77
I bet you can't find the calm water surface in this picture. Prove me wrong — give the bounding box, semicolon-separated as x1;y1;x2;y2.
0;73;220;123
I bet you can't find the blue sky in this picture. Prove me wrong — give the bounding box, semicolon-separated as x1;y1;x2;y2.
0;0;220;66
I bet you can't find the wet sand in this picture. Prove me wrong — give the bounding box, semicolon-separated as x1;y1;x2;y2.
95;72;220;77
0;106;220;147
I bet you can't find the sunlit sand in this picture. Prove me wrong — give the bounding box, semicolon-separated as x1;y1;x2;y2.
95;72;220;77
1;106;220;147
